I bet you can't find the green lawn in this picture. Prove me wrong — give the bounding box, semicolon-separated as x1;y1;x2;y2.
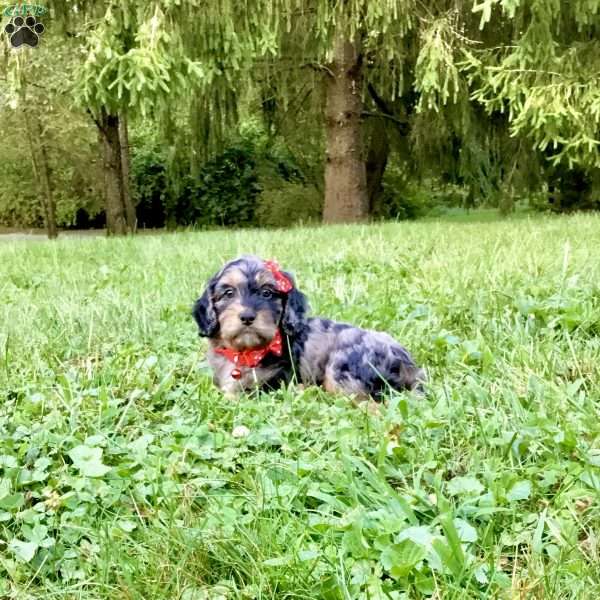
1;213;600;599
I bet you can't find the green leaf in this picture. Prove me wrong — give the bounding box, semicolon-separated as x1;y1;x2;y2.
381;539;426;578
9;539;38;563
24;523;48;544
0;493;25;510
68;445;111;478
474;564;489;584
397;525;435;548
298;549;319;561
506;480;531;502
118;520;137;533
454;518;478;542
437;514;465;574
447;476;484;496
0;455;18;468
432;538;463;577
472;0;495;29
532;508;547;554
580;471;600;491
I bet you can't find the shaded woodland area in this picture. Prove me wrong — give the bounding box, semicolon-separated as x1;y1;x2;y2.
0;1;599;237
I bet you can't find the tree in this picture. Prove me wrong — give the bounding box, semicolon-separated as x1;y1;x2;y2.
323;27;368;222
1;46;59;237
6;0;598;232
93;109;129;234
241;1;600;219
463;1;600;210
0;26;106;233
30;114;58;239
76;5;144;235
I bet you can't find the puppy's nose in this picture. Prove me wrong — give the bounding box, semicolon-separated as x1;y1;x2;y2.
240;309;256;325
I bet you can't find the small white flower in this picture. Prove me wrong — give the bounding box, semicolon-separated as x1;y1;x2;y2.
231;425;250;438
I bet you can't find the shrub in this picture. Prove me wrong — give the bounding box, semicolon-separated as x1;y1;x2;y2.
130;134;262;229
0;156;102;229
131;147;169;229
0;160;43;227
373;171;434;220
547;168;600;213
256;182;322;227
526;166;600;214
175;142;261;227
167;127;313;228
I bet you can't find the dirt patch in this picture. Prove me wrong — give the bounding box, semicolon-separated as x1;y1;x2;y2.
0;228;167;241
0;229;106;241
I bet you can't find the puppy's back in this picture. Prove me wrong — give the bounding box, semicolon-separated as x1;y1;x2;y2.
294;318;425;398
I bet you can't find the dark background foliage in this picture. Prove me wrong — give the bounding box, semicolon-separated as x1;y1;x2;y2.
0;1;598;233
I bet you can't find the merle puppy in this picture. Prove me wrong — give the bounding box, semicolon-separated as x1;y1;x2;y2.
193;255;425;398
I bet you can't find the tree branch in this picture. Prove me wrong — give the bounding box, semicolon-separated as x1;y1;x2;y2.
86;108;102;131
301;62;335;77
362;110;406;126
366;82;410;136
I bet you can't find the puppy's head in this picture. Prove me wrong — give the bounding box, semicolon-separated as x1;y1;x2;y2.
193;256;308;350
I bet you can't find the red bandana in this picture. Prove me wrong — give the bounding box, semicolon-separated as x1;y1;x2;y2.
215;329;284;379
263;260;293;293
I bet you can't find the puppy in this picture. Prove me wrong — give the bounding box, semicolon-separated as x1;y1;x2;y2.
193;255;425;398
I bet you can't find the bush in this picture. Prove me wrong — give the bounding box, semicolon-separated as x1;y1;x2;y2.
131;146;169;228
0;103;104;230
0;160;43;227
525;166;600;214
176;142;261;227
546;168;599;213
373;171;435;220
256;182;322;227
132;135;309;230
0;156;103;229
131;132;263;229
55;163;104;228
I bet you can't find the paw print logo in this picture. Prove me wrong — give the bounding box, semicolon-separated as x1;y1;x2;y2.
4;15;45;48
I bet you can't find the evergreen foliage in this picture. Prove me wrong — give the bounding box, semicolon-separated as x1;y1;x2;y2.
0;1;599;231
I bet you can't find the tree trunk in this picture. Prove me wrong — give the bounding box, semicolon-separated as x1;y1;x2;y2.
590;168;600;209
498;188;515;215
366;117;389;214
24;115;57;239
119;112;136;231
97;109;128;235
323;30;368;223
18;66;57;239
35;119;58;239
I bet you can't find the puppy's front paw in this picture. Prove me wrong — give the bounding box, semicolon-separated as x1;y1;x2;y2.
353;398;382;416
221;389;240;401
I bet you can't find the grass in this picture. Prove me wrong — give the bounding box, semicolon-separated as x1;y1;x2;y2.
1;212;600;599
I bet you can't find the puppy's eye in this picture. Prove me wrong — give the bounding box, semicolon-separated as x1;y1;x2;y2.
261;288;273;299
222;289;235;299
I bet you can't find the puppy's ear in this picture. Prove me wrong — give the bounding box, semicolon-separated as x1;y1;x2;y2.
281;271;309;336
192;280;218;337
